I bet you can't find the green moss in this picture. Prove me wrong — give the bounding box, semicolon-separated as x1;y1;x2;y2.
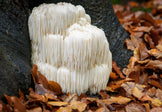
131;7;152;12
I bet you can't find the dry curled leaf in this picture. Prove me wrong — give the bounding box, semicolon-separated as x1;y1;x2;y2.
103;96;132;105
70;101;87;112
27;107;42;112
48;101;68;107
56;106;72;112
132;87;144;99
125;103;146;112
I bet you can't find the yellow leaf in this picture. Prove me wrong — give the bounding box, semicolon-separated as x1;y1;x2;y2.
48;101;68;106
151;98;162;107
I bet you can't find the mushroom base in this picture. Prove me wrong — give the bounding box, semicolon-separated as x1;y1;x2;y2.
37;62;110;95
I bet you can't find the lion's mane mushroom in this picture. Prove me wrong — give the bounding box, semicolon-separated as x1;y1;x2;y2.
28;3;112;94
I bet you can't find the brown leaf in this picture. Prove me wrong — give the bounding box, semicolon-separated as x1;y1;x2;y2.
48;101;68;106
128;71;140;83
70;101;87;112
64;93;78;103
103;96;132;105
150;107;162;112
27;107;42;112
132;87;144;99
35;83;56;96
145;60;162;70
112;60;125;78
45;93;58;101
139;42;149;60
150;29;161;46
121;82;144;95
4;95;12;106
11;96;26;112
148;49;162;59
31;64;39;84
125;103;146;112
138;13;156;27
133;26;153;32
48;81;62;95
99;91;110;99
56;106;72;112
147;87;157;97
29;88;46;102
144;34;156;49
149;79;162;90
140;94;152;101
156;89;162;101
139;72;148;85
19;90;25;103
156;38;162;51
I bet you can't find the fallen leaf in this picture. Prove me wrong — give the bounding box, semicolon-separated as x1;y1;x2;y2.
142;103;150;112
125;103;146;112
64;93;78;103
35;83;56;96
147;87;157;97
27;107;42;112
4;95;12;106
11;96;26;112
110;72;119;80
48;101;68;106
140;94;152;101
133;26;153;32
139;42;149;60
99;91;110;99
29;88;46;102
112;60;125;78
128;71;140;83
48;81;62;95
150;107;162;112
149;79;162;90
103;96;132;105
121;82;144;95
155;89;162;101
151;98;162;107
95;107;105;112
144;34;155;49
145;60;162;70
45;93;58;101
56;106;72;112
148;49;162;59
70;101;87;112
132;87;144;99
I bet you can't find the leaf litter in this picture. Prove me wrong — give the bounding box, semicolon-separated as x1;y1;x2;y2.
0;0;162;111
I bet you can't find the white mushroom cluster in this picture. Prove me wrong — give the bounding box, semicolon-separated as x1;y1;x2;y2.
28;3;112;95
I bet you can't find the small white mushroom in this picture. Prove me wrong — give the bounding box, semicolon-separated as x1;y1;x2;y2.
28;3;112;95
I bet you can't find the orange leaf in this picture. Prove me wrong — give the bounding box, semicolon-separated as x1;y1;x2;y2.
48;101;68;106
110;72;119;80
48;81;63;95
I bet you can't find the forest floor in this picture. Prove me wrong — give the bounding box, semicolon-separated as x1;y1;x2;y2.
0;0;162;112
